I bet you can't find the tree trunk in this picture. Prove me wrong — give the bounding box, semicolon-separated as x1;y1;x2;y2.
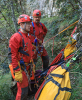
10;0;18;32
76;1;82;45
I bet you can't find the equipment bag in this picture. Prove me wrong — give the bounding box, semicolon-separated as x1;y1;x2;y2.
35;64;71;100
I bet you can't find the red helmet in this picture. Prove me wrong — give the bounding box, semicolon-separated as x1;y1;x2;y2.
18;14;32;24
33;10;41;16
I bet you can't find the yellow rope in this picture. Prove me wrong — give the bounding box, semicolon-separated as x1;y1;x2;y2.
58;20;79;34
44;20;79;44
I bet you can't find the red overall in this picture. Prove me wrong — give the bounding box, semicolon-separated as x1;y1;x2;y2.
8;31;33;100
29;21;48;57
29;21;49;70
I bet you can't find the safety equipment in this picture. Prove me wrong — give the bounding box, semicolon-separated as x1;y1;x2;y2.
18;14;32;24
64;38;77;58
35;64;71;100
32;22;43;37
15;70;23;83
33;10;41;16
8;30;33;99
8;31;33;71
29;21;48;59
18;32;35;81
31;22;44;56
35;44;82;100
18;32;30;56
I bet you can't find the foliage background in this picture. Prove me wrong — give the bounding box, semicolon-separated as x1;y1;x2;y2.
0;0;82;100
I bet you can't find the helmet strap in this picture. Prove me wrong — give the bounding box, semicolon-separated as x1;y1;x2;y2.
20;23;27;32
24;22;26;31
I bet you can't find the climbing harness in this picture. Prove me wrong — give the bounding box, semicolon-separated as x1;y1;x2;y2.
18;32;29;56
32;22;43;37
17;32;36;83
31;22;44;56
18;59;32;91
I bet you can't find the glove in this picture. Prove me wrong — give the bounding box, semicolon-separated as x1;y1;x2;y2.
72;39;76;44
15;70;23;83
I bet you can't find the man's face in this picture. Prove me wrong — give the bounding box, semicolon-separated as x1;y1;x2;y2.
33;16;41;24
20;22;31;32
25;22;31;32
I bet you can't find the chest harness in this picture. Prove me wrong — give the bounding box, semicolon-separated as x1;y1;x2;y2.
32;22;44;56
18;32;35;82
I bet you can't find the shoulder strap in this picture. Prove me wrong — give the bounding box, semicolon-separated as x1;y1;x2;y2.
32;22;34;27
32;22;35;36
18;32;24;48
39;22;43;29
18;32;29;56
32;22;43;36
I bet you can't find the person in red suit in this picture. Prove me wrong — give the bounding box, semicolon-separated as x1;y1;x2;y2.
8;14;33;100
29;9;49;70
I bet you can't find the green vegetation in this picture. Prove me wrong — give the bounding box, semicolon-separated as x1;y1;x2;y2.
70;62;82;100
0;13;82;100
0;72;15;100
0;0;82;99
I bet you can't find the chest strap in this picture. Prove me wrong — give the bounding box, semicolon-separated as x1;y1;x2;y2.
18;32;29;56
32;22;43;37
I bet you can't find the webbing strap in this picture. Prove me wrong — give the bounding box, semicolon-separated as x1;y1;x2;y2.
18;32;24;47
32;22;35;37
39;22;43;29
18;32;29;56
40;75;71;100
61;63;69;71
44;75;60;87
50;73;63;78
13;66;19;70
32;22;34;27
60;87;71;92
32;22;44;56
18;47;29;56
32;22;43;37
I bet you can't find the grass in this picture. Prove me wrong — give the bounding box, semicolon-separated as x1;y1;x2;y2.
0;72;15;100
69;61;82;100
70;72;82;100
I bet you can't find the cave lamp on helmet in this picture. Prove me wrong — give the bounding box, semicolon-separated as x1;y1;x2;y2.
33;10;41;16
18;14;32;24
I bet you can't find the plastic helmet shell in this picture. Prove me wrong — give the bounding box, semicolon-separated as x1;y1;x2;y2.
33;10;41;16
18;14;32;24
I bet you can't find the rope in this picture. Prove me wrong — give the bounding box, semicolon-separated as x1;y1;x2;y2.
52;38;54;56
44;20;79;45
43;20;79;56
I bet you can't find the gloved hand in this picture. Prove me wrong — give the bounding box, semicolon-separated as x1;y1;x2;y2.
15;70;23;83
72;39;76;44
